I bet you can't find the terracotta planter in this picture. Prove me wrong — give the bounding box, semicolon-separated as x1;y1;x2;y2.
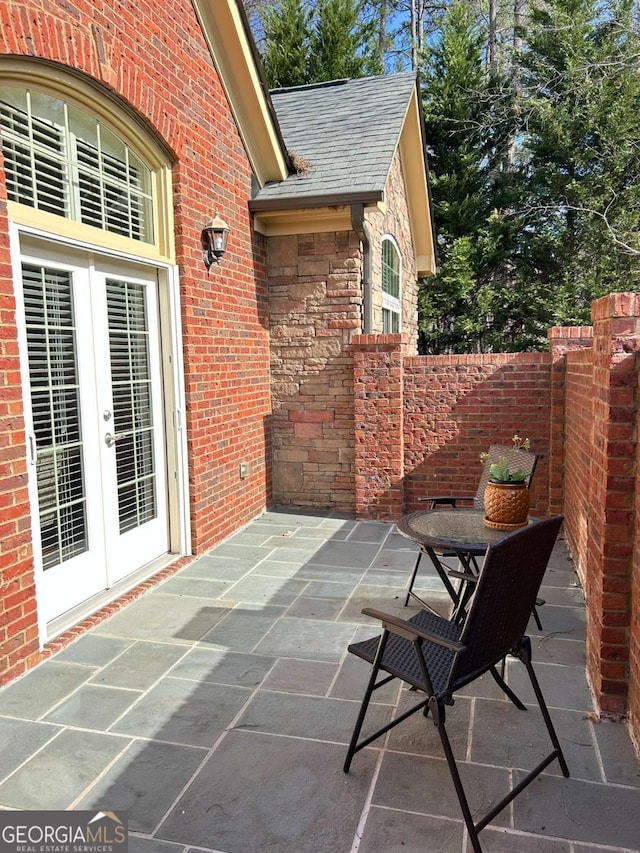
483;480;530;530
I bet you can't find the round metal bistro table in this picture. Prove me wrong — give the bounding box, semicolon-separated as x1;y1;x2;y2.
397;508;539;621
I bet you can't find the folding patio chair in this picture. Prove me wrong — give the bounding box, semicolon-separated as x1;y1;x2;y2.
343;515;568;853
419;443;538;513
404;443;541;624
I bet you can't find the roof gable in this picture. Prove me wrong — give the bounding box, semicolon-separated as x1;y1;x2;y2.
251;73;435;275
253;73;416;203
191;3;434;274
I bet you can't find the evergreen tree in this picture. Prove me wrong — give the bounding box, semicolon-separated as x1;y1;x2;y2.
418;1;531;352
260;0;310;88
251;0;640;351
520;0;640;323
308;0;376;81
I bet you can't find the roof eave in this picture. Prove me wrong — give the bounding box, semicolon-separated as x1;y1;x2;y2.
249;189;384;212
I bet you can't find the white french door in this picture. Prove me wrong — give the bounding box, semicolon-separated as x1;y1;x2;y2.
19;241;169;623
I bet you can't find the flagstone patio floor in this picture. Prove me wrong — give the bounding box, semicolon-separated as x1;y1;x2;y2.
1;507;640;852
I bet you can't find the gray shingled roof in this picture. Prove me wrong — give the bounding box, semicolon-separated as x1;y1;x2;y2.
250;72;417;207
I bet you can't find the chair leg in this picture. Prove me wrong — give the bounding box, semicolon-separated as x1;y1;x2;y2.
532;605;543;631
489;665;527;710
343;636;388;772
519;639;570;778
429;697;483;853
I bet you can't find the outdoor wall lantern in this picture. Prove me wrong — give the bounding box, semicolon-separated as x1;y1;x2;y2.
201;212;230;270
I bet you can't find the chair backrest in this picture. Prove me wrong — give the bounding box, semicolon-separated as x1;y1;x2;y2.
472;444;538;509
448;515;563;689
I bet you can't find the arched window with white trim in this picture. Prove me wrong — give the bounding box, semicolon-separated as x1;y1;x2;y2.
381;235;401;333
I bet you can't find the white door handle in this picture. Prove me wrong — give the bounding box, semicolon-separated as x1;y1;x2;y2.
105;432;125;447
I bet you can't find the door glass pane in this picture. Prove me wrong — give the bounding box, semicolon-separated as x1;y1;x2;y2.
22;264;88;569
107;279;157;533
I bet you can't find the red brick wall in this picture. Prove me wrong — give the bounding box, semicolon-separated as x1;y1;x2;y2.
579;295;639;716
0;170;39;684
349;324;640;746
631;369;640;748
403;353;552;516
562;348;594;585
0;0;271;680
547;326;594;516
348;341;554;518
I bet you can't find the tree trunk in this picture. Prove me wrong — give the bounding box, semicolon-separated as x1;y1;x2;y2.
378;0;387;70
488;0;497;68
410;0;418;69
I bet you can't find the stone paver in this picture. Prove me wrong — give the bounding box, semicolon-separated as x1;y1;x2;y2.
0;508;639;853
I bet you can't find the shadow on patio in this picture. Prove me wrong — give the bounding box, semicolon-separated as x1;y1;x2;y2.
0;508;639;852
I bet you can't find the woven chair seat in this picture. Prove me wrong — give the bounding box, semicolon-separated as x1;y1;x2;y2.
348;610;461;694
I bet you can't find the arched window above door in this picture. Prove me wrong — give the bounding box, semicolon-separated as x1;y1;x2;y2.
0;60;174;261
1;87;154;243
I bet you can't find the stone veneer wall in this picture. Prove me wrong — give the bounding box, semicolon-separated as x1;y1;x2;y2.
267;152;422;508
268;231;362;509
368;151;419;352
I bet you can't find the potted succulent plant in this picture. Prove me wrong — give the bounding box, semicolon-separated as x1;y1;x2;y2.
482;436;532;530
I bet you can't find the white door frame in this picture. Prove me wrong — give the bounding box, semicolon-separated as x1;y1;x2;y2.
9;222;191;644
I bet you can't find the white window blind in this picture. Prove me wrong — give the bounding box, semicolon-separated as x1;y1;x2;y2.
22;263;88;570
0;88;153;242
107;280;157;534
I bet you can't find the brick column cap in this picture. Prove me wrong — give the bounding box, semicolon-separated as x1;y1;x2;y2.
591;292;640;323
349;333;408;351
548;325;593;341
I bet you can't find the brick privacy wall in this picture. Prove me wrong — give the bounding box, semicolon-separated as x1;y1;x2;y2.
268;231;361;509
402;353;552;516
367;150;419;352
0;0;271;681
579;294;639;717
562;348;595;587
352;324;640;744
631;367;640;749
548;326;594;516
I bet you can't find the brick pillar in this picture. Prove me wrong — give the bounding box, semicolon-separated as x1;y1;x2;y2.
548;326;594;516
586;293;640;716
351;333;406;520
